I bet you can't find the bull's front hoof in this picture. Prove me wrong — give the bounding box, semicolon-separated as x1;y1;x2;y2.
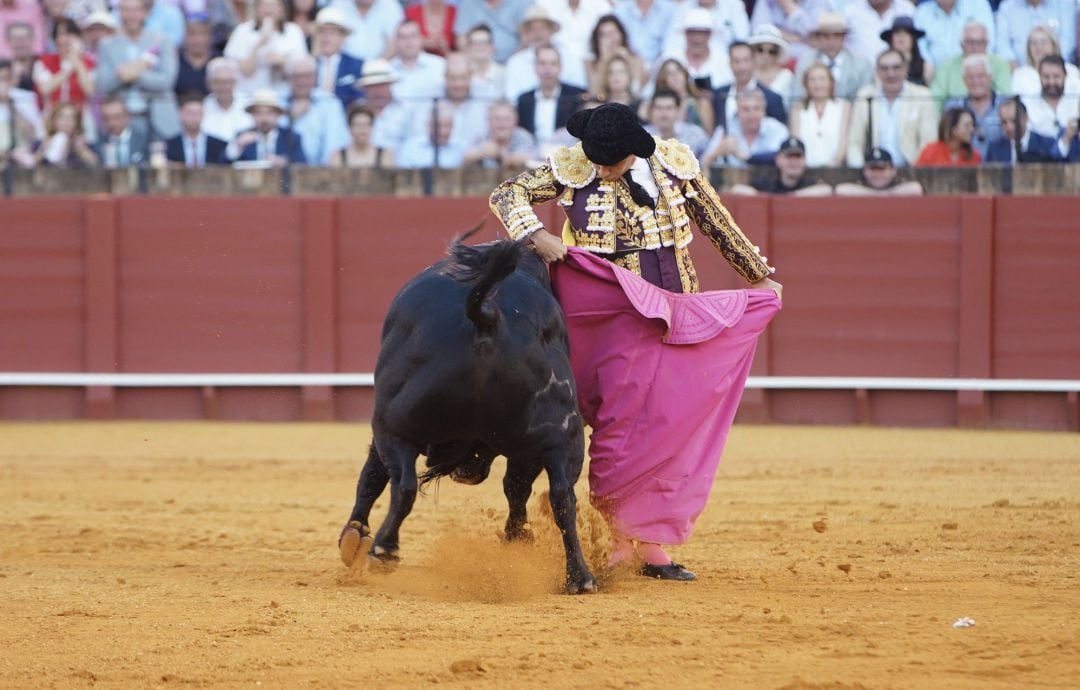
502;523;534;543
367;546;401;572
338;521;373;568
566;573;599;595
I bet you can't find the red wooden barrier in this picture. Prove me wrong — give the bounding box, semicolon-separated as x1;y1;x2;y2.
1;195;1078;429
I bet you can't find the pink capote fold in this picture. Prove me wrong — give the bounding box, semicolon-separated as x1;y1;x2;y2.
551;247;781;545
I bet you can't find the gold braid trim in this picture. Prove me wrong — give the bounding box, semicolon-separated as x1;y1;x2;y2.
489;164;565;240
549;144;596;188
686;173;773;283
653;138;701;180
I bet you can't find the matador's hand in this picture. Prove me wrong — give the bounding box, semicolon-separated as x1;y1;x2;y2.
751;276;783;301
528;229;568;263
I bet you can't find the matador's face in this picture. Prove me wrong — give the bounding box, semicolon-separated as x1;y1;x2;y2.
593;154;636;182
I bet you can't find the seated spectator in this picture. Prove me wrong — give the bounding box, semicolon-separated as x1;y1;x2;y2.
33;18;96;113
749;0;829;62
942;54;1005;159
438;52;489;146
985;97;1065;163
791;13;873;103
835;146;924;195
81;13;118;60
713;41;786;132
461;99;537;167
329;102;394;167
749;24;792;103
643;89;709;156
0;58;43;167
95;0;181;141
914;0;995;71
1011;26;1080;99
1023;56;1080;139
930;21;1011;101
541;0;609;93
995;0;1074;69
731;136;834;195
284;54;351;165
642;58;714;133
389;20;446;103
227;88;307;165
165;92;228;166
841;0;916;67
847;50;937;167
337;0;404;62
405;0;456;57
662;8;732;93
33;100;98;167
662;0;750;60
880;16;931;87
613;0;679;67
463;24;505;100
516;45;585;151
174;15;215;99
289;0;319;48
5;21;38;91
701;87;788;167
788;63;850;167
592;54;641;112
586;14;645;98
0;1;44;62
452;0;529;64
504;5;561;102
201;57;253;142
396;100;467;168
915;106;981;165
223;0;307;96
360;58;411;152
145;0;186;48
312;7;364;109
95;96;150;167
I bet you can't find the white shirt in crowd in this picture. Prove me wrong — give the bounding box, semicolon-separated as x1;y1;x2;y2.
534;86;562;144
662;0;750;57
201;94;254;143
841;0;915;65
538;0;607;89
223;21;309;97
331;0;404;60
390;53;447;103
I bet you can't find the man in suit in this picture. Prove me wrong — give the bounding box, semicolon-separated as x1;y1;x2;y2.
985;98;1064;163
515;44;585;148
225;89;306;166
712;41;786;132
790;13;873;102
165;93;228;166
95;0;180;141
95;96;150;167
847;49;938;167
312;7;364;109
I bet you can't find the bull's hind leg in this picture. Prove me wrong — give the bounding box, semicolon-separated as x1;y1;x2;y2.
546;461;598;594
339;444;388;567
369;434;420;568
502;459;542;542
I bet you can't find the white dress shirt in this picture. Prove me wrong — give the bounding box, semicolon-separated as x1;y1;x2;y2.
534;86;562;144
201;94;254;143
841;0;915;65
390;53;447;103
332;0;404;60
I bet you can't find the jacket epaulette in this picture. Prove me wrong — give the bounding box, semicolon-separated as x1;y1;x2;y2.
653;138;700;180
548;143;597;188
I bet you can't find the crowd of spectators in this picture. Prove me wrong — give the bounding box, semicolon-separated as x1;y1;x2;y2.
2;0;1079;178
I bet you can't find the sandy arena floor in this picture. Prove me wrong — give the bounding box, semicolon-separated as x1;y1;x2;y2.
0;422;1077;689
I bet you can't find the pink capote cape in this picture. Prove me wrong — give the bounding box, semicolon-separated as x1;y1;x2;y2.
551;248;781;545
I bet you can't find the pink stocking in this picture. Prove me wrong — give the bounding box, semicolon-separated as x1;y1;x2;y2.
635;542;672;566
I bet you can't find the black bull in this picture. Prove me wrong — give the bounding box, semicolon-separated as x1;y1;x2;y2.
338;239;598;594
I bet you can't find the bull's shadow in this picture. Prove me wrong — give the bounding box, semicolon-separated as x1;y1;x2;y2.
338;236;597;594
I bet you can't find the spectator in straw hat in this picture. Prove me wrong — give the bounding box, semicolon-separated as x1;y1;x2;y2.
227;87;306;164
749;24;793;103
312;6;365;108
81;12;117;60
840;0;915;65
504;5;563;102
662;0;750;59
659;7;732;93
359;57;410;154
749;0;830;61
790;12;872;102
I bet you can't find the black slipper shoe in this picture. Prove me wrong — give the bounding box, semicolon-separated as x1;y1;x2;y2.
639;562;696;581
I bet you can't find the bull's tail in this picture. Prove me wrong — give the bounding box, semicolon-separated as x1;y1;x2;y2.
444;233;525;336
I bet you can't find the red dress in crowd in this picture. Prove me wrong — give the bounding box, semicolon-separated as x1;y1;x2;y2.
404;3;456;55
35;53;96;109
915;141;982;166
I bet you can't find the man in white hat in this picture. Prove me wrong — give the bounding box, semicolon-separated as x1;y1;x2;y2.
81;12;118;60
661;7;732;92
359;57;410;154
312;6;365;108
504;5;562;102
790;12;873;102
337;0;404;61
663;0;750;58
226;88;307;165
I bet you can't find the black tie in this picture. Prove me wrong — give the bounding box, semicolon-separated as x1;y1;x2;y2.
622;170;656;209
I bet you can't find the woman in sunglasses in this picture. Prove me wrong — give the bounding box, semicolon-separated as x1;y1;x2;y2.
749;25;793;105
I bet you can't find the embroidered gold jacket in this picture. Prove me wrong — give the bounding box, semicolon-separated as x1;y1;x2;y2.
488;137;774;293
